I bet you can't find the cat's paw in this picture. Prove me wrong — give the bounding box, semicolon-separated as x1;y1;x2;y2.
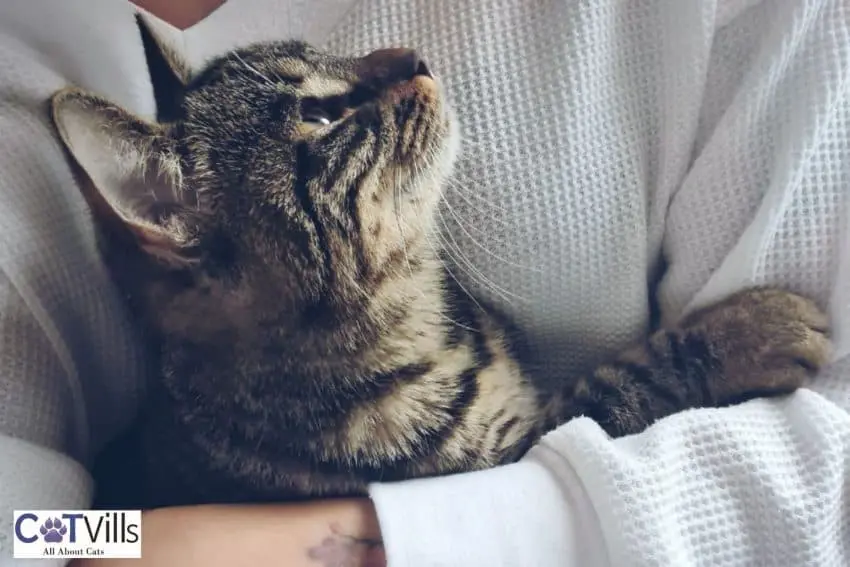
39;518;68;543
680;287;831;402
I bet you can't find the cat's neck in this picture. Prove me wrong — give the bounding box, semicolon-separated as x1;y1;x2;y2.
283;247;451;375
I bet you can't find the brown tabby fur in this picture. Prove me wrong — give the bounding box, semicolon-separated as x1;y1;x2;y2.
50;17;831;509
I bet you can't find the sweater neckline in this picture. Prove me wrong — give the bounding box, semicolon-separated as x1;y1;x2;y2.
132;0;235;36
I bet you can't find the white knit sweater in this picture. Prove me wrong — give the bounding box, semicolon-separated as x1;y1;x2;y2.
0;1;848;566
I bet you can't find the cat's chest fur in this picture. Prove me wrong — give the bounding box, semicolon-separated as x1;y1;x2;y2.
131;272;543;506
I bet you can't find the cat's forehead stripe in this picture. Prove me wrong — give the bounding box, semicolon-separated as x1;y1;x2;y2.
275;58;311;78
299;76;352;98
272;59;352;97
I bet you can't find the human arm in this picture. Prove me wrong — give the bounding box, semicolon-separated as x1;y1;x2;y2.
68;454;596;567
70;500;385;567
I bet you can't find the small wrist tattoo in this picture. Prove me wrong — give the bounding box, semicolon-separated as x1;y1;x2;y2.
306;523;386;567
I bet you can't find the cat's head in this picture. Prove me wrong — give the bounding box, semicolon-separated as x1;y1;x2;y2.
51;17;457;354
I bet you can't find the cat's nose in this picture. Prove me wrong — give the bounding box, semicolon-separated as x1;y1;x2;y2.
357;48;433;86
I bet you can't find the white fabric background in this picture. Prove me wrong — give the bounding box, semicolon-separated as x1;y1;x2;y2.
0;0;848;565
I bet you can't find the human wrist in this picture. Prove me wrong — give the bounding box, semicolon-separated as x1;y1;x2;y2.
69;499;384;567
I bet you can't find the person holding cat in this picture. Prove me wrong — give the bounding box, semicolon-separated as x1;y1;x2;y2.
0;1;848;567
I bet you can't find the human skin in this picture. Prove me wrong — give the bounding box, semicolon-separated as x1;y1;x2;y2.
129;0;226;29
71;500;386;567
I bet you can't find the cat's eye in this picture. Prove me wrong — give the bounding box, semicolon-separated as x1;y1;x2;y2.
302;109;332;126
300;98;335;126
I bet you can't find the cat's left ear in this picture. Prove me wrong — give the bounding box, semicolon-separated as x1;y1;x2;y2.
51;87;198;267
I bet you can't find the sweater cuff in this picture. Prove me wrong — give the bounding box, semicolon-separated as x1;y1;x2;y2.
0;435;93;567
368;443;609;567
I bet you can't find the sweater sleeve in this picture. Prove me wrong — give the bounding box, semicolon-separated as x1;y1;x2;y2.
0;5;151;563
370;385;850;567
0;270;94;567
0;438;92;567
369;1;850;565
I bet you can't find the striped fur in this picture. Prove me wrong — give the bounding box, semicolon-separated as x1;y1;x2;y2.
50;17;831;509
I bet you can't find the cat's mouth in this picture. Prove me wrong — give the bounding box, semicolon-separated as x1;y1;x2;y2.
376;77;458;209
389;76;446;160
385;74;437;103
355;48;453;169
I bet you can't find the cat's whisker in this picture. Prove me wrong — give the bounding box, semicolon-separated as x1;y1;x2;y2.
392;174;428;293
438;195;540;270
419;147;517;252
443;181;511;220
424;233;486;328
444;176;510;215
456;136;494;149
231;51;276;87
433;229;516;308
413;148;522;306
393;170;480;332
441;183;511;227
437;195;518;250
416;144;540;281
433;205;526;305
447;165;500;187
404;152;493;316
438;190;542;275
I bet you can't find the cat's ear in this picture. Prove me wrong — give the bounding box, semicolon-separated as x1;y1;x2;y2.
136;13;191;122
51;87;198;267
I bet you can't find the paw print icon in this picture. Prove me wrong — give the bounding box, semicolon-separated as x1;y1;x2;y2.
40;518;67;543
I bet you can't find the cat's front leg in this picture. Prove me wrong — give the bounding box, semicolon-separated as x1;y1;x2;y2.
556;287;832;437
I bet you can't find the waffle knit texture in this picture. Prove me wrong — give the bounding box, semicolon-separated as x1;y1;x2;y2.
1;0;848;565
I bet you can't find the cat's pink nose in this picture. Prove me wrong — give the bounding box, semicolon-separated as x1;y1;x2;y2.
357;47;433;86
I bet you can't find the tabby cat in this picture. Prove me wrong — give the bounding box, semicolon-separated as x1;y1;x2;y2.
50;16;831;509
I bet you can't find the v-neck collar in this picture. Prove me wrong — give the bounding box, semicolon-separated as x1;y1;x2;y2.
133;0;238;68
132;0;233;35
134;0;362;69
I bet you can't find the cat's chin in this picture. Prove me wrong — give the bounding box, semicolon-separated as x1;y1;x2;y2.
398;129;457;193
400;81;459;179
